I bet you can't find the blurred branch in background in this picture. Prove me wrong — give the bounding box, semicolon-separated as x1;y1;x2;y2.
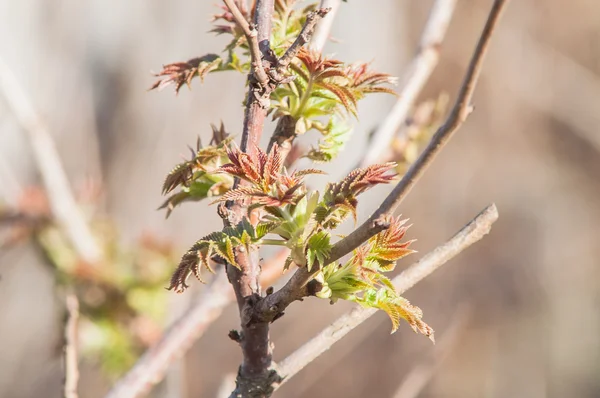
360;0;457;167
63;293;80;398
274;204;498;390
0;58;103;264
309;0;342;53
105;249;290;398
105;269;231;398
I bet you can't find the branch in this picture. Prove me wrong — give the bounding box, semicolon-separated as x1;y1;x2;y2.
253;0;508;323
223;0;269;85
63;293;80;398
105;250;290;398
0;57;103;264
236;0;275;155
274;203;499;389
224;2;339;395
276;8;331;72
360;0;457;167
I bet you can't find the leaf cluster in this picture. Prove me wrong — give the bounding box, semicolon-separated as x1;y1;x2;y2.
316;216;433;338
166;143;399;293
156;1;432;338
151;2;396;163
159;124;234;217
271;48;397;162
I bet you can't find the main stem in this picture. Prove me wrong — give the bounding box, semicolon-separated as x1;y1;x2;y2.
226;1;278;396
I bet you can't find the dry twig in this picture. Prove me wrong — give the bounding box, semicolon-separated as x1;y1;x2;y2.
0;58;102;264
276;8;331;72
274;204;498;389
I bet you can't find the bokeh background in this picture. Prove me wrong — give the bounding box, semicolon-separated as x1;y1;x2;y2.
1;0;599;397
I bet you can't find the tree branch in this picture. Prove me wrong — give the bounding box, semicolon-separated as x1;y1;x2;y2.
0;57;103;264
224;2;277;393
225;2;337;395
237;0;275;155
360;0;457;167
273;203;499;389
276;8;331;72
63;293;80;398
252;0;508;324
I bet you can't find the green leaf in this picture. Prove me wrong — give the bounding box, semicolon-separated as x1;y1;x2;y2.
306;231;331;271
307;117;353;163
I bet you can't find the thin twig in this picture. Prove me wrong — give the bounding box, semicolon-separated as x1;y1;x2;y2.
252;0;508;323
274;204;499;389
266;4;335;156
276;8;331;72
223;0;269;85
104;250;289;398
63;293;80;398
360;0;457;167
309;0;342;53
0;58;103;264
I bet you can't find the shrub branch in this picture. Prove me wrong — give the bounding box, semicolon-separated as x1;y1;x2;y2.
250;0;508;325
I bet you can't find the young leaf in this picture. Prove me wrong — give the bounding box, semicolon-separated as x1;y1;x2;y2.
305;231;332;271
150;54;223;93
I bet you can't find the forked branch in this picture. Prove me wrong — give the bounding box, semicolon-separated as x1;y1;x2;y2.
251;0;508;324
223;0;269;85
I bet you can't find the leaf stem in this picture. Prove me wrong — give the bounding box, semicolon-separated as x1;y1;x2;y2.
261;239;288;246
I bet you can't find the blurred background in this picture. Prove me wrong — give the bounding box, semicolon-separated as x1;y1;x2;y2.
1;0;599;397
